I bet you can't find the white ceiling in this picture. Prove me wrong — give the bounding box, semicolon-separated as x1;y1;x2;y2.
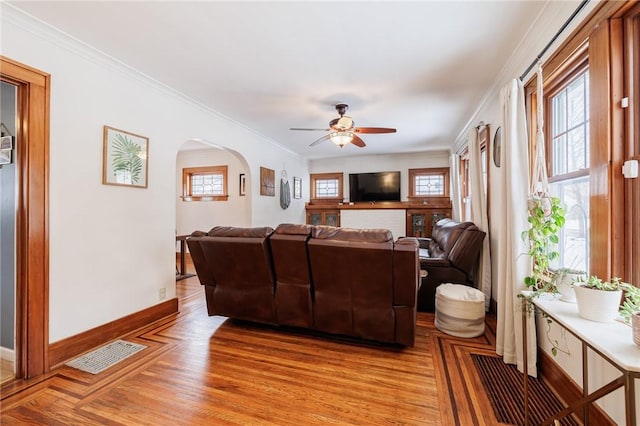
11;1;553;159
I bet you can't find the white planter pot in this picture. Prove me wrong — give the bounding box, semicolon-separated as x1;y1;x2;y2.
554;271;584;303
574;285;622;323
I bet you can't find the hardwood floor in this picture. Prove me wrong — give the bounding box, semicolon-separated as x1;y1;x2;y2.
1;263;508;425
0;359;13;385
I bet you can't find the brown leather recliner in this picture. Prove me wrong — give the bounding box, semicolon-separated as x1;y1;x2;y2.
308;226;396;343
417;218;486;312
269;223;314;328
187;226;278;323
307;226;420;346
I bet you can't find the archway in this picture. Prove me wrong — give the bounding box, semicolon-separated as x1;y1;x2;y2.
174;139;251;278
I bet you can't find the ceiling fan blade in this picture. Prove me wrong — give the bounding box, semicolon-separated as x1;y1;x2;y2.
353;127;397;134
290;127;330;131
350;135;366;147
309;134;330;147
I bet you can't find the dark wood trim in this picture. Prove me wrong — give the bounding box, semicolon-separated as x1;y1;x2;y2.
623;3;640;287
538;350;615;425
48;298;179;368
306;199;452;210
1;56;50;379
610;17;626;279
589;19;613;279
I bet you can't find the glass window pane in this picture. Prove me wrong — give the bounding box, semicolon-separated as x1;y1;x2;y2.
550;69;589;179
567;127;587;172
552;134;567;175
315;178;339;198
415;175;444;196
191;173;224;195
548;67;589;275
550;177;590;273
552;91;566;135
567;74;586;128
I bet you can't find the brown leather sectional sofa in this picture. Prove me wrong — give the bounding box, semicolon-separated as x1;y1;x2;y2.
187;224;420;346
417;218;486;311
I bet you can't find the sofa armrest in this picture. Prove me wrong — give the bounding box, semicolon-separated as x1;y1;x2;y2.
416;237;432;249
393;237;420;307
419;257;452;268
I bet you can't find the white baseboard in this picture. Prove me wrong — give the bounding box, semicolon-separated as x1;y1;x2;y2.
1;346;15;362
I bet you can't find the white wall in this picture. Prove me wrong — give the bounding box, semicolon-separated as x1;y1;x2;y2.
310;150;450;202
1;6;307;343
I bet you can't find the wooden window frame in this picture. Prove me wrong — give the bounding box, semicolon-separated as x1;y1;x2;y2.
408;167;450;199
310;172;343;203
182;165;228;201
544;56;590;184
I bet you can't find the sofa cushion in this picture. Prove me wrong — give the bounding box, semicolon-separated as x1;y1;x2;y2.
311;225;393;243
208;226;274;238
274;223;313;236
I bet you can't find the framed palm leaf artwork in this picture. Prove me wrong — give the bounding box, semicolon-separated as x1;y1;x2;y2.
102;126;149;188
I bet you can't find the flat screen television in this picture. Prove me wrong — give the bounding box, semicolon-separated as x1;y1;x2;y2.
349;171;401;202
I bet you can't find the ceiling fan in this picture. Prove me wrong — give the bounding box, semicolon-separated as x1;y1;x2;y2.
290;104;396;148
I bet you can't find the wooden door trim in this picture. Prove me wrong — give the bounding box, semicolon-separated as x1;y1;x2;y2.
1;56;50;378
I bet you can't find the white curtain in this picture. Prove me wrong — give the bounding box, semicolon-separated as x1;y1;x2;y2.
495;79;537;377
468;129;492;311
449;152;462;221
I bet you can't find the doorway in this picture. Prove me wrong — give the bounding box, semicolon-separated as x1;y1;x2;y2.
1;81;17;383
0;56;50;379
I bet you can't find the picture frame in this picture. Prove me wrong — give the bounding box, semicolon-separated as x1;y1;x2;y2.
260;167;275;196
0;149;11;165
239;173;246;196
1;135;13;150
102;126;149;188
293;177;302;199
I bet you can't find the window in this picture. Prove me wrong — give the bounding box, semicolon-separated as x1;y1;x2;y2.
546;61;590;272
182;165;228;201
408;168;449;199
310;172;343;202
459;126;489;222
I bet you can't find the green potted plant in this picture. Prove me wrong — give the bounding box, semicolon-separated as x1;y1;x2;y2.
573;276;639;323
522;195;565;294
552;267;586;303
619;283;640;325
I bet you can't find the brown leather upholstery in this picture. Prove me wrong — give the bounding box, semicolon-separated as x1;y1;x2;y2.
186;230;216;288
188;224;420;346
190;226;277;323
417;218;486;312
308;226;396;343
269;223;314;328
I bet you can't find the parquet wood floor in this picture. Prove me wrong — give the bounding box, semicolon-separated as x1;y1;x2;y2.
1;263;509;425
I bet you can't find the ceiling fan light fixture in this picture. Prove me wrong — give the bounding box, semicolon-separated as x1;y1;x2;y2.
336;116;353;130
329;131;353;147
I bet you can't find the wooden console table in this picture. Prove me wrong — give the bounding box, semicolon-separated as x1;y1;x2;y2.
522;294;640;425
176;235;190;280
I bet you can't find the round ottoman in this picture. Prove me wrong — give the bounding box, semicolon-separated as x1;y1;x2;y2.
435;283;485;338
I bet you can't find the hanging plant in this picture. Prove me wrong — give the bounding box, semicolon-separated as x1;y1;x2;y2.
521;195;565;293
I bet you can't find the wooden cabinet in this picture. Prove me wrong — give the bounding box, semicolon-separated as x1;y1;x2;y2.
307;208;340;227
306;200;452;236
406;209;451;238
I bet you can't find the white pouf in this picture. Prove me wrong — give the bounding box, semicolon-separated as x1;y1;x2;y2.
435;283;485;338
